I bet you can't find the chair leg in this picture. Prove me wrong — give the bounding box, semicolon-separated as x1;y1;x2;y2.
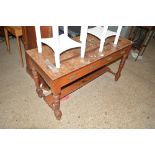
16;36;24;67
80;26;88;58
114;26;122;45
4;28;10;53
55;53;60;68
99;26;108;52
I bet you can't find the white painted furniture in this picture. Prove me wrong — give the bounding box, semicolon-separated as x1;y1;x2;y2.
87;26;122;52
35;26;88;68
35;26;122;68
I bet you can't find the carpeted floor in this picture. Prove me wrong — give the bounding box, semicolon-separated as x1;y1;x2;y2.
0;37;155;128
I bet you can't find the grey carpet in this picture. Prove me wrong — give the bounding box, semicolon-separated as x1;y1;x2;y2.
0;38;155;128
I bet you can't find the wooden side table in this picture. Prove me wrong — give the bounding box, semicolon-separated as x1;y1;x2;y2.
4;26;24;67
26;35;132;120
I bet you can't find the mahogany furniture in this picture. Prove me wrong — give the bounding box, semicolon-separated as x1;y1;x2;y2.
4;26;24;67
26;34;132;120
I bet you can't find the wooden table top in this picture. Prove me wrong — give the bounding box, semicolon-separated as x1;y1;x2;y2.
27;35;132;80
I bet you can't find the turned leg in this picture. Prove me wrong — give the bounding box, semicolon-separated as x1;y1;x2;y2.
115;54;128;81
115;45;132;81
53;93;62;120
48;83;62;120
25;52;33;76
16;36;24;67
31;66;62;120
31;67;44;98
4;28;10;53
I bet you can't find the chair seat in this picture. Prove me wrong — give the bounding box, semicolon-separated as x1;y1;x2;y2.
87;26;116;40
41;34;81;54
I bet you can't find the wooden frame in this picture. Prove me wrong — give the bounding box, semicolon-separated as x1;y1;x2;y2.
128;26;155;61
4;26;24;67
23;27;132;120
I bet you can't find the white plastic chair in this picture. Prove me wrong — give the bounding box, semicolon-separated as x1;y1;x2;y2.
35;26;88;68
87;26;122;52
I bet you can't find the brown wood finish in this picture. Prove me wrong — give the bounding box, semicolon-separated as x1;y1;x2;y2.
40;26;52;38
22;26;37;50
26;34;132;120
22;26;52;50
4;26;24;67
0;26;5;37
22;26;53;76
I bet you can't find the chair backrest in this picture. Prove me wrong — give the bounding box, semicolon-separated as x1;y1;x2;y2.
36;26;122;58
35;26;88;68
87;26;122;52
35;26;88;52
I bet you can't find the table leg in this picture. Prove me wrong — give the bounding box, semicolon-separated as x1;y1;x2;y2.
16;36;24;67
48;82;62;120
43;92;62;120
31;64;62;120
53;93;62;120
31;67;44;98
115;54;128;81
115;45;133;81
4;28;10;53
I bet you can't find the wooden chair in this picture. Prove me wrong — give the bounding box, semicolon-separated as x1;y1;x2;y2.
87;26;122;52
35;26;88;68
128;26;155;61
4;26;24;67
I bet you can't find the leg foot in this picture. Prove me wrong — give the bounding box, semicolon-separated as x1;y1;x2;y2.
115;73;121;81
54;110;62;120
43;92;62;120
